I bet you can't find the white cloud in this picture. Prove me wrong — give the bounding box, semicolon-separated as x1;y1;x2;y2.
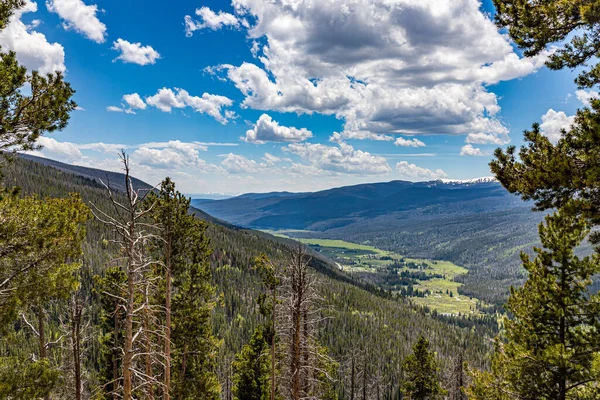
132;140;214;169
396;161;447;180
262;152;282;166
206;0;547;141
330;131;394;142
123;93;146;110
460;144;484;156
46;0;107;43
106;106;124;113
185;6;240;36
0;1;66;74
539;109;575;143
575;89;599;107
112;39;160;66
285;141;391;175
466;132;510;145
395;137;426;147
221;153;260;173
145;88;234;123
27;136;83;162
244;114;313;143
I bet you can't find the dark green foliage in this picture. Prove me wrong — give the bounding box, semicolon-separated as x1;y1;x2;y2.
95;267;127;398
491;101;600;246
0;192;89;326
493;0;600;88
148;179;221;399
402;336;447;399
232;325;272;400
0;357;59;399
469;211;600;399
3;155;494;399
0;3;76;157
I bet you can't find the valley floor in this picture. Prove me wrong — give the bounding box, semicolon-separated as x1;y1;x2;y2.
264;230;490;316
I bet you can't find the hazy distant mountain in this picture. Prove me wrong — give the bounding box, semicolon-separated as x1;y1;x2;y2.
191;179;524;231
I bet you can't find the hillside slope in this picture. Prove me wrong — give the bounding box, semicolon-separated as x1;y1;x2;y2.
1;155;493;396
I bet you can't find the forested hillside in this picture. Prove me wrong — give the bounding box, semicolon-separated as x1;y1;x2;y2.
191;181;559;305
1;155;493;398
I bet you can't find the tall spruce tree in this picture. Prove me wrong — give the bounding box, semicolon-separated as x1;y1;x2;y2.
148;179;220;400
469;211;600;399
95;267;127;399
401;336;446;400
232;325;272;400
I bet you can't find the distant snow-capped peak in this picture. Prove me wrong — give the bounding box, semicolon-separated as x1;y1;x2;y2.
439;177;498;185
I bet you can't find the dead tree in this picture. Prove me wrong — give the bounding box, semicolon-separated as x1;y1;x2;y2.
278;245;334;400
448;352;467;400
91;152;163;400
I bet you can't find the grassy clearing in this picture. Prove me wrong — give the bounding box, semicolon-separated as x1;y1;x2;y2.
266;234;488;316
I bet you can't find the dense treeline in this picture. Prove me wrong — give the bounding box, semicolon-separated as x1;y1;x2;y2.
1;154;493;398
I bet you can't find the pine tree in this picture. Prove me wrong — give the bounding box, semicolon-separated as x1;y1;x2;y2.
95;267;127;399
402;336;446;400
254;254;280;400
168;198;220;399
493;0;600;89
0;1;76;160
232;325;272;400
468;210;600;399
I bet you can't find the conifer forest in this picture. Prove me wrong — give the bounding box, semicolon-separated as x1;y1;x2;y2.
2;0;600;399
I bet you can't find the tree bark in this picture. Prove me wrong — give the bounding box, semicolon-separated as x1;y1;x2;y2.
164;233;172;400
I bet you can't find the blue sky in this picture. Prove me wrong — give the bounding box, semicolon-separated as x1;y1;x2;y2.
0;0;593;195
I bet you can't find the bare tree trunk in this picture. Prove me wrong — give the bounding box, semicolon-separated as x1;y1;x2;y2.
271;287;276;400
38;307;50;400
144;284;155;400
123;222;135;400
164;236;172;400
91;152;160;400
70;297;83;400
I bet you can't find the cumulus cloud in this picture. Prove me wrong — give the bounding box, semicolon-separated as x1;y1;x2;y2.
285;141;391;175
145;88;234;124
576;89;599;107
112;39;160;66
466;132;510;145
185;6;240;36
244;114;313;143
460;144;484;156
132;140;213;169
0;1;66;74
396;161;447;180
27;136;83;163
539;109;575;143
330;131;393;142
221;153;260;173
395;137;426;147
106;105;126;113
205;0;547;141
123;93;146;110
46;0;107;43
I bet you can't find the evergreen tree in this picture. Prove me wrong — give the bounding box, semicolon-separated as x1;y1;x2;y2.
493;0;600;89
95;267;127;399
402;336;446;400
232;325;272;400
165;194;220;399
0;1;76;160
469;211;600;399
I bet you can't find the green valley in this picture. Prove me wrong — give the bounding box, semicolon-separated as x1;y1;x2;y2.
265;233;488;316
